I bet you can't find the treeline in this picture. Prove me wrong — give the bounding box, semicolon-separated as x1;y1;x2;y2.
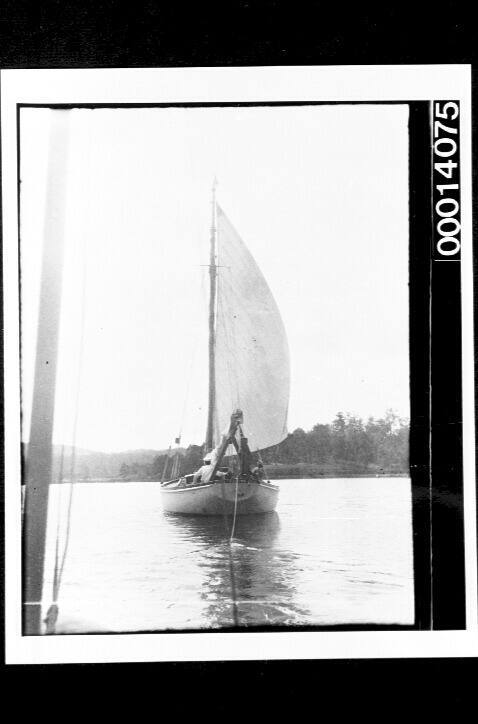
260;410;409;478
118;410;409;481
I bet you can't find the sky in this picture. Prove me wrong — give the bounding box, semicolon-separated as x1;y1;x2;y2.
20;104;410;452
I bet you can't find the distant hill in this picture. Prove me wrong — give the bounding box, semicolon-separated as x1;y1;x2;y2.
20;444;182;481
53;445;187;480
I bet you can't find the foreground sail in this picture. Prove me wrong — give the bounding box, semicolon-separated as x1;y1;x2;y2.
161;193;290;516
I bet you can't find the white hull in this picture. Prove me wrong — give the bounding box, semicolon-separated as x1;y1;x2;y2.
161;480;279;516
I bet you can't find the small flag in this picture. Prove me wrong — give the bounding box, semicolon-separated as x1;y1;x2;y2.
175;437;181;445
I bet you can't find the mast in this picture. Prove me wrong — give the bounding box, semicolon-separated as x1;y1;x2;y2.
23;111;69;635
171;434;181;478
205;178;217;451
160;446;171;483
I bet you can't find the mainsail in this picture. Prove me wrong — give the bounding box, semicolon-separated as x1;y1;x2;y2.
213;203;290;452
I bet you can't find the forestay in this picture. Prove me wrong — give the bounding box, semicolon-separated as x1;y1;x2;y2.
214;204;290;452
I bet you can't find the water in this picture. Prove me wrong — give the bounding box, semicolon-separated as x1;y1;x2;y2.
43;478;414;633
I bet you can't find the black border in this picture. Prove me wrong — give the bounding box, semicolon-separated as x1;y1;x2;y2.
15;97;465;633
0;8;474;716
409;102;433;630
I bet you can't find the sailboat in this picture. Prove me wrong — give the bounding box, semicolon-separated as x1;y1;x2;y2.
161;183;290;515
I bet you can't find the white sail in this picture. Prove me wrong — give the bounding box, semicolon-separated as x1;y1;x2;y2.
214;204;290;452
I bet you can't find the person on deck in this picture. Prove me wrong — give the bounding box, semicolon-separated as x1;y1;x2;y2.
250;461;265;481
193;454;212;485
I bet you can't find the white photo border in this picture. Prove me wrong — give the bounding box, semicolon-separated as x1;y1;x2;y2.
2;65;476;663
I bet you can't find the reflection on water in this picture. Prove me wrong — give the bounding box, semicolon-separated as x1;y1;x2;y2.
44;479;414;633
165;512;310;628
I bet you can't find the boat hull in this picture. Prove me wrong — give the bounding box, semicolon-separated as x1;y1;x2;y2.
160;480;279;516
